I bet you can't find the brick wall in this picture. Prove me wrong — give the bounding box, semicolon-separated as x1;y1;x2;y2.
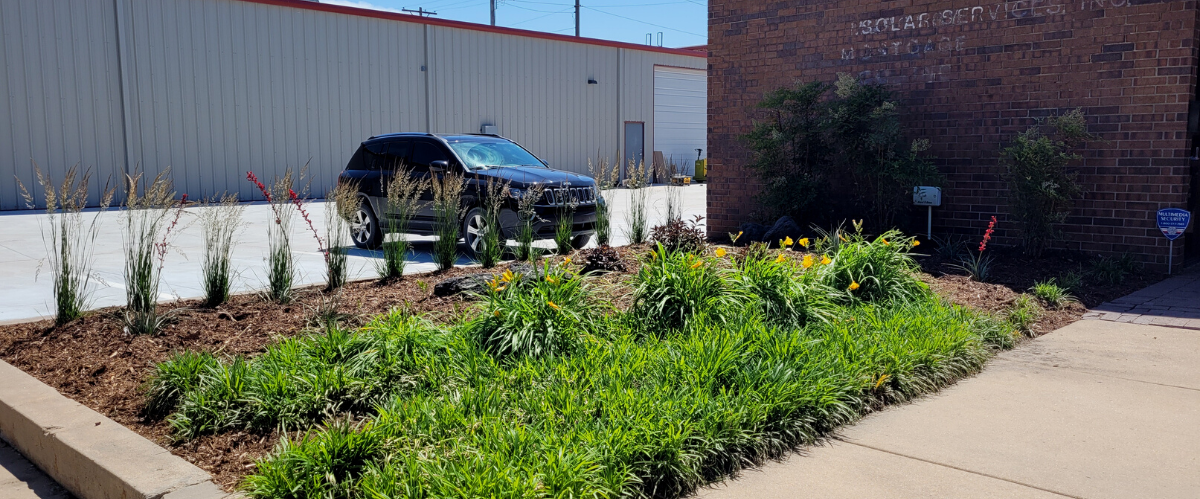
708;0;1198;268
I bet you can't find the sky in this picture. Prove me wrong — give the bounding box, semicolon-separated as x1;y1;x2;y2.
321;0;709;48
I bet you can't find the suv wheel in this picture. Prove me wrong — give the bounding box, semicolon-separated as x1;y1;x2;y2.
462;207;489;257
570;233;592;250
351;200;383;250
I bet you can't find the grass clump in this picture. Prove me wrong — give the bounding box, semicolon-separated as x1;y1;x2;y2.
122;170;185;335
588;156;620;246
17;164;114;325
378;165;429;279
819;223;926;302
624;160;649;244
233;296;1005;498
467;260;596;359
1006;294;1042;337
247;170;301;303
1030;279;1075;308
323;181;358;290
431;172;465;270
631;243;747;332
513;184;545;262
147;313;449;439
199;194;245;307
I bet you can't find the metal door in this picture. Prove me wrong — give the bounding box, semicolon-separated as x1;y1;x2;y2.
624;122;645;182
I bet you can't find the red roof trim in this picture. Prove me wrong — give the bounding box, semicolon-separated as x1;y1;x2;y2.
237;0;707;58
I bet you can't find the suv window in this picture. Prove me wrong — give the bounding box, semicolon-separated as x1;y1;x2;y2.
384;141;411;170
410;141;449;172
362;142;389;170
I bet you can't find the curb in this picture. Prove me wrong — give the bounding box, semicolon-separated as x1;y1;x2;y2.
0;360;238;499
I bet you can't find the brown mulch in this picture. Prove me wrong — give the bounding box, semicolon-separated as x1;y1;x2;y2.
0;243;1161;491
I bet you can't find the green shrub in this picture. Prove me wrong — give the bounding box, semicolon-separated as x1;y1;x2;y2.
467;261;596;359
733;248;840;327
1030;279;1076;308
820;225;927;302
743;74;942;228
630;243;747;331
143;351;221;418
1001;108;1095;257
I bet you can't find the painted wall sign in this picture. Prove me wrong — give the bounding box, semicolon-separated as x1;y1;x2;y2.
1157;208;1191;241
913;186;942;206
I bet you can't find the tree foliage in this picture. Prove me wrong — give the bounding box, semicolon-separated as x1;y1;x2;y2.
743;74;942;229
1000;109;1094;257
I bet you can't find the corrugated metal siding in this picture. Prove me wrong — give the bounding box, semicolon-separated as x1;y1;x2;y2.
0;0;704;208
0;0;127;209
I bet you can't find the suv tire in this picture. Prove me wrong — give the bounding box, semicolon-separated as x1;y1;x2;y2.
351;199;383;250
570;233;592;250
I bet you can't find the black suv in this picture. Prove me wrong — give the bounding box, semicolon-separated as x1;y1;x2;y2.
338;133;600;255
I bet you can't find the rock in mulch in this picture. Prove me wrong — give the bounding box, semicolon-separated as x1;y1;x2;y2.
763;216;804;244
433;263;536;297
736;222;770;245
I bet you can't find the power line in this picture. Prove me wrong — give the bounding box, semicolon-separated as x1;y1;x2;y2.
402;6;438;16
581;5;703;37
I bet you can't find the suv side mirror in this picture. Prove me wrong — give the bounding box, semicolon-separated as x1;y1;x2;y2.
430;160;449;173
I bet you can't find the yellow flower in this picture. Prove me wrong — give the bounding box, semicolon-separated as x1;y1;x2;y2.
881;238;890;246
874;374;890;389
548;301;561;310
487;278;500;291
715;248;727;258
799;237;810;248
912;240;921;247
493;310;501;317
801;255;814;269
782;236;794;248
839;234;848;242
690;260;704;269
546;276;559;285
849;281;860;291
501;270;515;283
821;255;832;265
563;257;572;265
775;253;787;263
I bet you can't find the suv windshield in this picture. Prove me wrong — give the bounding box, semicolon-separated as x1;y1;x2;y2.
448;138;545;169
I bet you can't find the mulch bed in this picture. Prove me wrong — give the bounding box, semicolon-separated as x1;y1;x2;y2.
0;243;1160;491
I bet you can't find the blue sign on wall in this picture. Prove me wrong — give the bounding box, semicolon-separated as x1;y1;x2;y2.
1157;208;1191;241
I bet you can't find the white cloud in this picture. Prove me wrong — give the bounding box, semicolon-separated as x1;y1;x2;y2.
319;0;405;14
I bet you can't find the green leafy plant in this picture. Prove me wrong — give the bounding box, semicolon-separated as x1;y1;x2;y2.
732;246;840;327
514;184;545;262
478;176;510;268
554;197;579;255
1030;279;1076;308
467;261;595;359
17;164;115;325
199;194;245;307
630;243;747;331
588;156;620;246
1001;108;1095;257
377;165;428;279
1007;294;1042;337
320;181;359;290
820;223;927;302
949;217;997;282
624;160;649;244
931;234;969;260
247;169;300;303
143;350;220;418
1058;269;1083;291
1087;253;1137;286
743;74;941;228
122;170;185;336
431;171;465;271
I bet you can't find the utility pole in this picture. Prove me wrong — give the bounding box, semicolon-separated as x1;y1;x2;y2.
402;7;437;17
574;0;580;37
490;0;496;25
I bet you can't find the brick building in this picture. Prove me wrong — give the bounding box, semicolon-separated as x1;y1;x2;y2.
707;0;1198;268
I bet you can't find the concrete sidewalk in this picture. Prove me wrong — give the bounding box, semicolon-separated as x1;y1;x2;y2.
0;184;705;323
695;318;1200;498
0;441;71;499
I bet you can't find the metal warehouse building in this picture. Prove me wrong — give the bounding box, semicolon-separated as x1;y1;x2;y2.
0;0;707;209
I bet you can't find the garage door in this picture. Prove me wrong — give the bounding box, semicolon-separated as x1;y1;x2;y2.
653;67;707;175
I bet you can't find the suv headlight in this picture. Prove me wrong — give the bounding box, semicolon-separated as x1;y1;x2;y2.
509;188;524;199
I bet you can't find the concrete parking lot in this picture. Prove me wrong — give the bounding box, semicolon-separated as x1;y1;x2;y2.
0;184;705;323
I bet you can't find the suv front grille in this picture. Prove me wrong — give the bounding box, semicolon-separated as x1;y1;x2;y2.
543;186;596;206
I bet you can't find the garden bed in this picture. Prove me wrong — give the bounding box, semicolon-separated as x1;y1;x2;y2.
0;241;1159;493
